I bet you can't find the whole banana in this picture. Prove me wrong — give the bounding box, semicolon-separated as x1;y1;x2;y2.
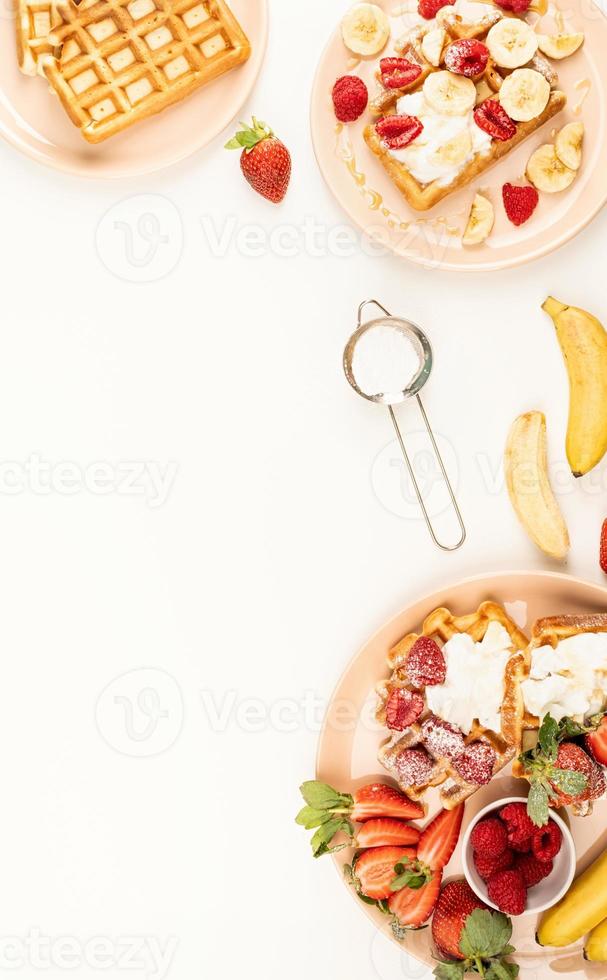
538;847;607;947
543;296;607;477
585;917;607;962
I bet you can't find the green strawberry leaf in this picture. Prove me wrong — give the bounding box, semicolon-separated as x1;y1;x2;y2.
459;910;512;960
527;780;550;827
485;959;519;980
299;781;351;810
295;805;333;829
310;816;348;857
433;961;466;980
390;859;432;892
538;714;559;759
550;768;588;795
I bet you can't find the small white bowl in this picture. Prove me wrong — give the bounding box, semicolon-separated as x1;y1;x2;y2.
462;796;576;917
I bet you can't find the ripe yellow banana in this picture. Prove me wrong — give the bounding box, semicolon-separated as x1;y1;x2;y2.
585;917;607;961
538;847;607;947
543;296;607;477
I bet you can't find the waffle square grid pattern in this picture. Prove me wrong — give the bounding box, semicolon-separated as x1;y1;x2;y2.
40;0;250;142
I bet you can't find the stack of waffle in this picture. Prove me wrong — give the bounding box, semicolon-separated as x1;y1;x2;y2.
15;0;250;142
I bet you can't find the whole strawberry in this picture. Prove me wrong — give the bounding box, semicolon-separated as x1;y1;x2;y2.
226;117;291;204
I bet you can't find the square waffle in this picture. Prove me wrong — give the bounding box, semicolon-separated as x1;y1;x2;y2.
364;13;566;211
40;0;251;143
376;602;529;810
15;0;63;76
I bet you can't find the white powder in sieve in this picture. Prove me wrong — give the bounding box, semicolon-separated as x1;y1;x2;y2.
352;325;422;399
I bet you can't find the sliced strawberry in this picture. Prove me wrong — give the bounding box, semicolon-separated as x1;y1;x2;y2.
444;40;489;78
386;688;425;731
418;0;455;18
432;880;487;960
376;114;423;150
405;636;446;687
600;520;607;574
353;846;417;900
389;870;442;928
417;804;464;870
356;818;421;848
351;782;425;821
502;183;539;227
474;100;517;141
379;58;422;90
452;741;496;785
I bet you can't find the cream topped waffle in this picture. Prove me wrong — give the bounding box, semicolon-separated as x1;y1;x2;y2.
376;602;528;810
360;0;578;212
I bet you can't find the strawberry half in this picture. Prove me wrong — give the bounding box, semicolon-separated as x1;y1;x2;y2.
225;117;291;204
600;519;607;574
474;100;517;142
351;782;425;820
388;870;442;930
444;40;489;78
379;58;422;90
376;114;423;150
356;818;421;848
417;804;464;870
352;846;417;900
432;880;488;960
502;183;539;226
585;714;607;766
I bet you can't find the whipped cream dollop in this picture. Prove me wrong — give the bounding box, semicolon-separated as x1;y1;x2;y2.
522;633;607;722
426;621;513;735
388;90;492;187
441;0;496;23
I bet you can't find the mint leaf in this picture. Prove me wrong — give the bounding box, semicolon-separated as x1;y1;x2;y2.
459;910;511;959
538;714;558;759
527;781;550;827
433;962;465;980
550;768;587;795
299;781;351;810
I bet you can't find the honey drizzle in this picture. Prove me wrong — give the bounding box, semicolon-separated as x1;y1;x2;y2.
573;77;591;114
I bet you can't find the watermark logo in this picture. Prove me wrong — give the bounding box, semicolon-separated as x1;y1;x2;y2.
371;433;459;521
96;195;183;283
0;930;178;978
96;669;184;758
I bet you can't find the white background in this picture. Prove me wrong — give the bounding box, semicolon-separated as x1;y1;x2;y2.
1;1;607;979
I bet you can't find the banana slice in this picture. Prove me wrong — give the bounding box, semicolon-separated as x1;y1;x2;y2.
555;121;584;170
487;18;538;69
424;71;476;116
341;3;390;56
537;32;584;59
421;27;446;67
527;143;576;192
433;130;473;167
463;193;494;245
499;68;550;122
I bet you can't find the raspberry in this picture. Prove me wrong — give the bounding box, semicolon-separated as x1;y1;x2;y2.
532;821;562;863
500;802;536;852
474;848;514;882
444;40;489;78
385;688;424;731
379;58;422;90
375;114;424;150
494;0;531;10
601;519;607;575
515;853;553;888
502;183;539;227
487;868;527;916
332;75;369;123
393;747;434;787
420;717;465;760
405;636;446;688
470;818;508;858
418;0;454;18
474;100;517;142
452;742;496;785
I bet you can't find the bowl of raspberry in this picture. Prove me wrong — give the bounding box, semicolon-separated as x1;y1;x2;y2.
461;797;576;917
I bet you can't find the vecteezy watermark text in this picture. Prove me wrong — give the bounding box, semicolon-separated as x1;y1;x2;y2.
0;455;178;508
0;930;178;978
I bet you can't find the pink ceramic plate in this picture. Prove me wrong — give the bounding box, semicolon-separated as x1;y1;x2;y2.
316;570;607;978
310;0;607;271
0;0;267;177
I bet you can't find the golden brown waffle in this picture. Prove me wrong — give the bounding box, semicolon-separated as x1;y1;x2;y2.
364;10;567;212
15;0;62;76
512;614;607;783
376;602;529;810
40;0;250;143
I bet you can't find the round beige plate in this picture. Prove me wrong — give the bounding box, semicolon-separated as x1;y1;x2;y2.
316;570;607;977
310;0;607;271
0;0;267;177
